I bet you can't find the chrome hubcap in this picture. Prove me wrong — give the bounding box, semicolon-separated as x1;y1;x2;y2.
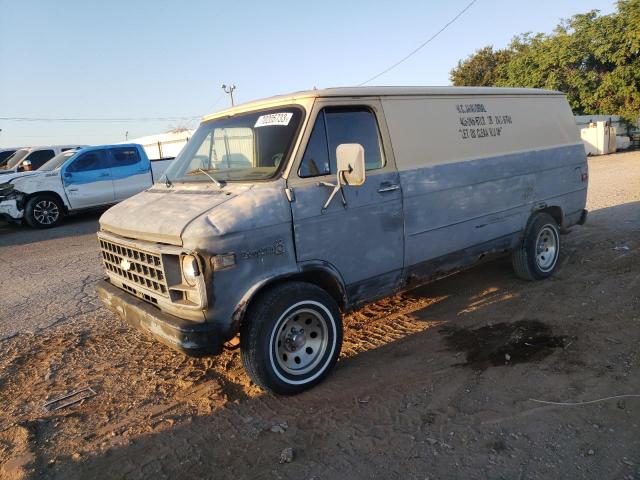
33;200;59;225
535;225;558;271
275;308;328;376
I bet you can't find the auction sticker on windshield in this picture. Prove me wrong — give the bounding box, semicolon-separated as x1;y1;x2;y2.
254;112;293;128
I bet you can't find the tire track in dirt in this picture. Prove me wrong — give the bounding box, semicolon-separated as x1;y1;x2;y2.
341;293;448;358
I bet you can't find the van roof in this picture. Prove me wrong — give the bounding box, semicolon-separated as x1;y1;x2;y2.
203;86;564;121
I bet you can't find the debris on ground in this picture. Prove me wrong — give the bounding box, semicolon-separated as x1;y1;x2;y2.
42;387;97;412
613;245;630;251
279;447;294;464
270;422;288;434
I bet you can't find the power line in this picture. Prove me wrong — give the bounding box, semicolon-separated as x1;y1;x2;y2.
0;115;203;123
358;0;478;86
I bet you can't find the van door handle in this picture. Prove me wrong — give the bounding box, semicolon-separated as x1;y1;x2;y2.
378;182;400;193
99;172;110;178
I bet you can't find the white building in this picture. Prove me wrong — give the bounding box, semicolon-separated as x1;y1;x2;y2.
121;128;194;160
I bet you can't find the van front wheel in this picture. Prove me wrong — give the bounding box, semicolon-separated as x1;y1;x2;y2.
512;212;561;281
240;282;343;395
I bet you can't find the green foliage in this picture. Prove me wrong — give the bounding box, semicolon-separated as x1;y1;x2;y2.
450;0;640;123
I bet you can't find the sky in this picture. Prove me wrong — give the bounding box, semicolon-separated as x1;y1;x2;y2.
0;0;617;148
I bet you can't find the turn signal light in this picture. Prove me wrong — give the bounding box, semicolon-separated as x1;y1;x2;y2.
211;253;236;271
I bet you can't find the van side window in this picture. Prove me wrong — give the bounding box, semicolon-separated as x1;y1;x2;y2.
299;112;330;177
110;147;140;167
298;107;385;178
67;151;108;172
325;108;385;171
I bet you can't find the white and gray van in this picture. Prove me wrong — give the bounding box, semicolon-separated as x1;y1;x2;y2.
96;87;588;394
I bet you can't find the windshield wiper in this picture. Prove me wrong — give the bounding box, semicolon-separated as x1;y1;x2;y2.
161;173;173;188
193;168;225;188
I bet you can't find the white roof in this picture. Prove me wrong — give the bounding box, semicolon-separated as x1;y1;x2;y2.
285;86;561;97
121;129;194;146
203;86;564;121
17;145;84;152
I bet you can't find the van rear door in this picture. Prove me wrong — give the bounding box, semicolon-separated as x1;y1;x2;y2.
288;101;404;305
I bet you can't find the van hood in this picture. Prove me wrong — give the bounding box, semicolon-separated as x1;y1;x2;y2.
99;185;243;245
100;181;292;248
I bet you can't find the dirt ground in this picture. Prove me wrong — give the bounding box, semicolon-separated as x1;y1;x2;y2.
0;151;638;480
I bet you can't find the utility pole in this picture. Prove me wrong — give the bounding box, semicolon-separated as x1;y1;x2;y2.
221;84;236;106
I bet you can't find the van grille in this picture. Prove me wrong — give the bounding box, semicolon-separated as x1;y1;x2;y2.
121;283;159;305
99;239;169;297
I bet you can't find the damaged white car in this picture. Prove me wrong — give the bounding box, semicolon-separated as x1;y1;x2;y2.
0;144;170;228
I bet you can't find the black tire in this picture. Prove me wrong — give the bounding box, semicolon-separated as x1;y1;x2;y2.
512;212;561;281
240;281;343;395
24;194;63;229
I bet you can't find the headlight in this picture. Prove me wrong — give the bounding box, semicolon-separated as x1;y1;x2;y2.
0;183;13;198
181;255;200;286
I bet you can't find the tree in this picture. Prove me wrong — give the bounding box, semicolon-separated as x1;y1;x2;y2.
450;46;512;87
450;0;640;124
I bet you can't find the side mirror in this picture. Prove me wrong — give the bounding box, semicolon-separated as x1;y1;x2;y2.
336;143;365;186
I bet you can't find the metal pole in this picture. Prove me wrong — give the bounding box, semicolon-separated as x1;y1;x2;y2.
221;84;236;106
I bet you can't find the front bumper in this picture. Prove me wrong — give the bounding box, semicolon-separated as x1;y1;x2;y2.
96;279;222;356
0;198;23;221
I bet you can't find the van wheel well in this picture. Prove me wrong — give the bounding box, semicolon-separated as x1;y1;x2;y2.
535;206;563;227
235;270;347;332
23;191;67;214
293;270;347;311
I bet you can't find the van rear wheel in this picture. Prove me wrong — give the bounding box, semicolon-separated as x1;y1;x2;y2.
240;281;343;395
512;212;560;280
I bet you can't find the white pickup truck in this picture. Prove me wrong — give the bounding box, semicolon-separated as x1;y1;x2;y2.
0;145;85;173
0;143;171;228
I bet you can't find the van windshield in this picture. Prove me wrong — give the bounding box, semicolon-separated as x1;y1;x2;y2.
163;107;303;184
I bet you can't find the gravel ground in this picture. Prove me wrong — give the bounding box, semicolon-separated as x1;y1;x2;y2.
0;151;639;480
